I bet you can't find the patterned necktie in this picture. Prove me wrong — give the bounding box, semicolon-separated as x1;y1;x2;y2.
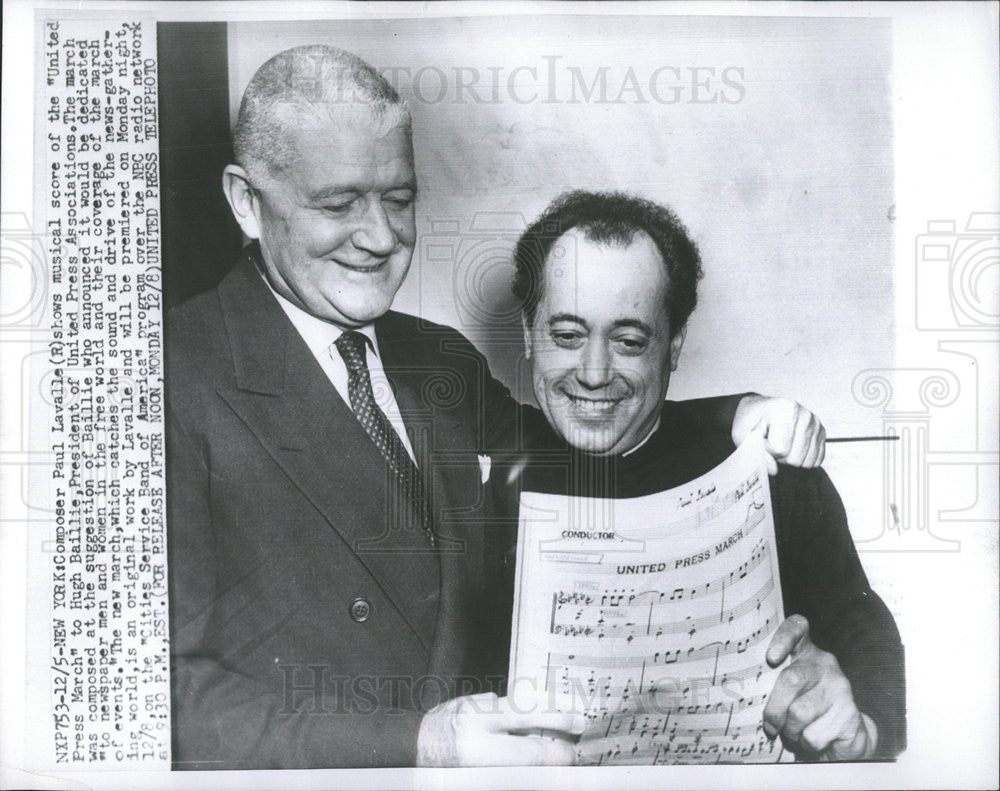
334;330;436;547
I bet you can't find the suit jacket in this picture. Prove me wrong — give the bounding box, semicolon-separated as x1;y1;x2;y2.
166;246;743;769
167;249;523;769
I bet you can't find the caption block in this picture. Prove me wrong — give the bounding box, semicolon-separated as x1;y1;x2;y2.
38;17;169;766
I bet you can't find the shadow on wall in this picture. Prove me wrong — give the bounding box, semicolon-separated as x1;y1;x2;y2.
158;22;242;311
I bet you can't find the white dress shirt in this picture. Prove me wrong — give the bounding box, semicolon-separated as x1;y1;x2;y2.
264;280;418;464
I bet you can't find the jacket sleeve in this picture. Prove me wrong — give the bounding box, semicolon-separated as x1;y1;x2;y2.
166;402;423;769
774;467;907;760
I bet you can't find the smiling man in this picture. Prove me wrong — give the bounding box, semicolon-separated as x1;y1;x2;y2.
166;45;830;769
226;86;417;326
498;190;906;761
525;225;687;457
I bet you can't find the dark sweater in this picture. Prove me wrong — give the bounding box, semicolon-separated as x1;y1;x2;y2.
489;401;906;761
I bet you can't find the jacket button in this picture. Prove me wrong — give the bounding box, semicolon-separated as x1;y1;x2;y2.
349;597;372;622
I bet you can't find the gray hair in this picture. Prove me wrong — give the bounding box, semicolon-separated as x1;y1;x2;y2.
233;45;411;185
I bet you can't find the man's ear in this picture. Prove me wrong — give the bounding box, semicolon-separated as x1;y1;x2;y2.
669;326;686;371
521;314;533;360
222;164;263;240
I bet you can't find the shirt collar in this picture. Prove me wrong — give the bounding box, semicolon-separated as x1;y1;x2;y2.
258;270;381;358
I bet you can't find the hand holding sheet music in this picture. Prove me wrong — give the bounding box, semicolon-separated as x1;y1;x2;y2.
510;436;793;765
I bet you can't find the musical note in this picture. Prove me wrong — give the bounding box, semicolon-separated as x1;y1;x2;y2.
551;580;776;644
512;436;789;766
550;546;772;636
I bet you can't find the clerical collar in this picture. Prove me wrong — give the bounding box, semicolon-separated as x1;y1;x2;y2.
621;417;662;457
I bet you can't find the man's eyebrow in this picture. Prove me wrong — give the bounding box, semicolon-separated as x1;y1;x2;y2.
611;318;654;335
388;179;418;194
547;312;588;328
547;314;655;335
307;179;418;202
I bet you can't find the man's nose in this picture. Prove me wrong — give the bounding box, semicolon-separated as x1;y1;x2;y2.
576;340;613;389
352;200;396;256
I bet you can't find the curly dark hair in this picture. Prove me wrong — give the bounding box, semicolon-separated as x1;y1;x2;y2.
512;190;703;337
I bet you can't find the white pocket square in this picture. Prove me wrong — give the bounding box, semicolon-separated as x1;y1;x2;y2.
477;454;492;484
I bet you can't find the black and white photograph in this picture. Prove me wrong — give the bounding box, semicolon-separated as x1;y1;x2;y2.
0;2;996;790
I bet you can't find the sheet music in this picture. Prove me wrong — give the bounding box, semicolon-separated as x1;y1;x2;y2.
510;436;790;765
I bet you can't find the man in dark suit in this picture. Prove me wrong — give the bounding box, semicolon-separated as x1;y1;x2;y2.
486;190;905;763
167;45;826;769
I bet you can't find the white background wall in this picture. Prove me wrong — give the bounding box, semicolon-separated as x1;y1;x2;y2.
229;14;895;574
0;3;994;790
227;11;1000;790
228;15;893;412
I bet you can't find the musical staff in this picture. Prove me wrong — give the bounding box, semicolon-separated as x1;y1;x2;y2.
548;613;777;670
511;436;789;765
585;732;785;766
551;544;774;642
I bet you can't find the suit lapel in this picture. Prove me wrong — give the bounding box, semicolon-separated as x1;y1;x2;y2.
214;252;440;653
377;315;488;684
375;314;481;547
